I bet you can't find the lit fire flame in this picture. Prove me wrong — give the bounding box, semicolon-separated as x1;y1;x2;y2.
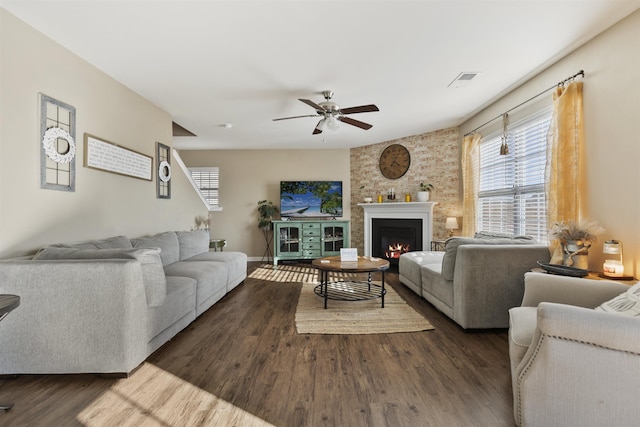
385;243;410;259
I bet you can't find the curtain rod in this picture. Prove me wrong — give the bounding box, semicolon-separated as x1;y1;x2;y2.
464;70;584;137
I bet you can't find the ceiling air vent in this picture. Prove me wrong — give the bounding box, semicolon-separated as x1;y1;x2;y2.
448;72;480;88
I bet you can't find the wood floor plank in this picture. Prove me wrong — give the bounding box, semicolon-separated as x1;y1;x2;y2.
0;262;515;426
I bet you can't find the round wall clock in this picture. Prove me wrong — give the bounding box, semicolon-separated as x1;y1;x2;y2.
379;143;411;179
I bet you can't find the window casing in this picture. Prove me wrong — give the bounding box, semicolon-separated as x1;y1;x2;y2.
477;108;552;243
189;167;219;209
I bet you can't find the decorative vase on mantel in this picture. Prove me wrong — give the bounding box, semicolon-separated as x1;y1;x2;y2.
416;191;430;202
562;240;590;270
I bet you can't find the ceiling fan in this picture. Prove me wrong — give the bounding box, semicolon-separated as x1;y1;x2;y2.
273;90;379;135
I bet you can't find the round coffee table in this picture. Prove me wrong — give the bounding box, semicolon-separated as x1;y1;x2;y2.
312;256;390;309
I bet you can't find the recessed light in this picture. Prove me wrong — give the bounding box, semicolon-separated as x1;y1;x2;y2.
219;123;233;129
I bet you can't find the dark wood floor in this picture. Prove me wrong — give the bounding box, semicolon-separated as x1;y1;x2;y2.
0;262;515;426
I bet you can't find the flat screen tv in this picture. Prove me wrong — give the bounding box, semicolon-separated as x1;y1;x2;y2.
280;181;343;219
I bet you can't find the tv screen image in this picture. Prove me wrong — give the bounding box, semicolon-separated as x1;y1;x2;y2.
280;181;343;218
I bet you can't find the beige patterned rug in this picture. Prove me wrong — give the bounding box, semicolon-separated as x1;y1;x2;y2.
295;282;434;335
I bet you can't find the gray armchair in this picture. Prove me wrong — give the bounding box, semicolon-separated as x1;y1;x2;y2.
509;272;640;426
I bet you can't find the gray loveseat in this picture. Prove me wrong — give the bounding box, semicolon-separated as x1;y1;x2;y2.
399;233;550;329
0;230;247;376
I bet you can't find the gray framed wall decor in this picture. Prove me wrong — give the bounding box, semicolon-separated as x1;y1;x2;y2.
156;142;171;199
84;134;153;181
40;93;76;191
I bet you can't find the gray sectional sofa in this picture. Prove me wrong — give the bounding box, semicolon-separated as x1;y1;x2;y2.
399;233;550;329
0;230;247;376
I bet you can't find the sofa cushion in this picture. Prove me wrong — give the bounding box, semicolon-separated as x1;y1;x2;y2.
33;247;167;307
147;275;197;340
595;282;640;317
131;231;180;266
50;235;133;250
441;236;536;281
421;263;453;306
176;230;210;261
164;260;227;315
399;251;445;294
184;251;248;292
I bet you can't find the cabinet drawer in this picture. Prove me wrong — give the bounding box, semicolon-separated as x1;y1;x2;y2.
302;242;320;250
302;249;321;257
303;229;320;237
302;223;320;230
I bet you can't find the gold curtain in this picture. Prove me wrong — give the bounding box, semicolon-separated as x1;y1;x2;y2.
546;81;585;262
461;133;482;237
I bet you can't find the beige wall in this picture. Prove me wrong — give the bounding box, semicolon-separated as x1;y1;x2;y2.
178;149;351;260
350;128;461;254
0;10;207;258
460;9;640;276
3;5;638;277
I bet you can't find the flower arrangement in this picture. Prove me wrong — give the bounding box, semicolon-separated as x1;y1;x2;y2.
194;215;212;230
549;220;604;267
548;220;603;246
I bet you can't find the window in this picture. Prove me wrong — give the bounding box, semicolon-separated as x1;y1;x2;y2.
477;108;552;243
189;167;219;209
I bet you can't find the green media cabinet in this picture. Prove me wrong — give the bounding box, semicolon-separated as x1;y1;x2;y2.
272;220;349;265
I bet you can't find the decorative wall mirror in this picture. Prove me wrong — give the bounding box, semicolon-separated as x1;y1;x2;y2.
40;94;76;191
156;142;171;199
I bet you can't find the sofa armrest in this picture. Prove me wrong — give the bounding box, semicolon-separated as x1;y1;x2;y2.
514;302;640;426
520;272;629;308
452;244;550;328
0;259;149;374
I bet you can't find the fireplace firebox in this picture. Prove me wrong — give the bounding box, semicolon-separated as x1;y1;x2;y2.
372;218;422;265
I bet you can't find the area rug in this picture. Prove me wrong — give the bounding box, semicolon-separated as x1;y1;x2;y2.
248;263;358;283
295;282;434;334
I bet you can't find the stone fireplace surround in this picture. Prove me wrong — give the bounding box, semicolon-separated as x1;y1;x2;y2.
358;202;437;257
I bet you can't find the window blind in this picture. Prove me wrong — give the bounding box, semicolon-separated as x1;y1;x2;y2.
189;167;219;208
477;108;551;243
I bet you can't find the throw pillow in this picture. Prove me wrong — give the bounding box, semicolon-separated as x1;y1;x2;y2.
176;230;210;261
441;236;536;281
595;282;640;317
50;235;133;250
131;231;180;266
33;247;167;307
474;231;514;239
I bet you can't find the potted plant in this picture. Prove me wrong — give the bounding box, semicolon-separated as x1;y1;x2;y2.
257;200;279;231
549;219;604;268
416;183;434;202
257;200;279;262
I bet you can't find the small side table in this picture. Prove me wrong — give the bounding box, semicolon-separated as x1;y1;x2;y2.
431;240;446;251
209;239;226;252
0;294;20;411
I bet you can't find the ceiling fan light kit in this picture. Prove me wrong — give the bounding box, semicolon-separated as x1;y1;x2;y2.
273;90;379;135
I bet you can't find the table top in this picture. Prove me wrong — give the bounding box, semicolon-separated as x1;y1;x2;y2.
0;295;20;317
530;268;637;284
312;256;390;273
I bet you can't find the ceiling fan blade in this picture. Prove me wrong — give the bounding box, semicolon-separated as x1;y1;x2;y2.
339;104;379;115
313;120;323;134
299;98;325;111
338;116;373;130
272;114;318;121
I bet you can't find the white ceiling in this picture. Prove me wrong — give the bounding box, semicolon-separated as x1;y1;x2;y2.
2;0;639;150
